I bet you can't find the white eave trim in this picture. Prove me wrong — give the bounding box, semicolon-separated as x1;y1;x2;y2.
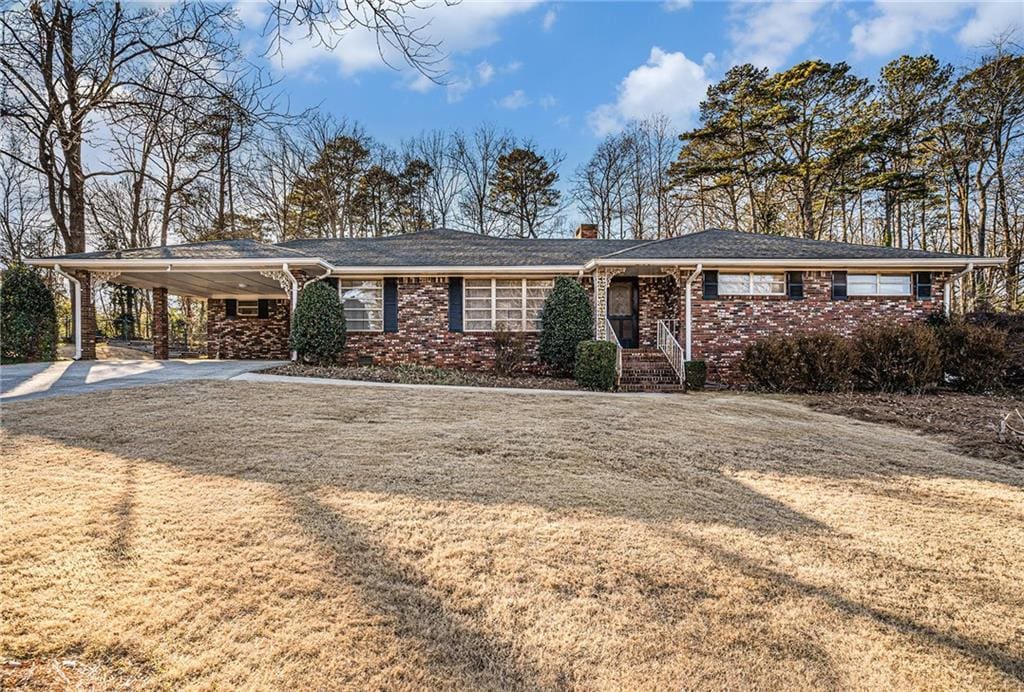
25;257;327;270
583;256;1006;271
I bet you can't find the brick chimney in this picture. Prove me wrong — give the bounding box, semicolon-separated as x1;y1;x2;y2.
575;223;598;239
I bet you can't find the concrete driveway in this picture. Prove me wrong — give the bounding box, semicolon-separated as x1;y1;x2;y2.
0;359;285;403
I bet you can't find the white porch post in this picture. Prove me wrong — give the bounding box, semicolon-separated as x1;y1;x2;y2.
282;263;299;361
684;264;703;362
53;264;82;360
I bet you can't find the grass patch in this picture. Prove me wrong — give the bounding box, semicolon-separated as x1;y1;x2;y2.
264;362;579;390
2;383;1022;689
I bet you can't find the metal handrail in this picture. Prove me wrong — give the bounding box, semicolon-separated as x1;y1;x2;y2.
657;319;686;386
603;316;623;385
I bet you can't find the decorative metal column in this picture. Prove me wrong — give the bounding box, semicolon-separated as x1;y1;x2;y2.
592;267;625;340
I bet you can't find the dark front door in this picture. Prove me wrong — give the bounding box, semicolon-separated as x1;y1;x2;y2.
608;277;639;348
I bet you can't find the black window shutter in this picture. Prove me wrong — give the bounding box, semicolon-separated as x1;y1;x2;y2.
383;278;398;333
225;299;237;317
831;271;848;301
786;271;804;300
448;277;464;332
257;299;270;318
914;272;932;300
702;270;719;299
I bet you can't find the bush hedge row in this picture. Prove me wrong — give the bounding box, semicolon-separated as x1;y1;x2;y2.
740;320;1009;394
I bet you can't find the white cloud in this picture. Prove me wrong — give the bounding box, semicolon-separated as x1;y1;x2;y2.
502;60;523;74
538;94;558;109
556;115;572;128
233;1;267;29
851;1;966;57
476;60;496;85
498;89;531;109
957;1;1023;47
588;47;712;136
542;8;557;31
663;0;693;11
728;0;825;69
275;1;540;88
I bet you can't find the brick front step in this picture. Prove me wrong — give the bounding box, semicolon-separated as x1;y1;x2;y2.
618;349;685;392
619;383;685;393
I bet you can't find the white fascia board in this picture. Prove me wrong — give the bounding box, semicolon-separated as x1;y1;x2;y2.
583;257;1006;271
328;265;584;276
24;257;328;270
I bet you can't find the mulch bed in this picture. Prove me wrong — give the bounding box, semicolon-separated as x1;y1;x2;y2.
262;363;580;391
804;391;1024;464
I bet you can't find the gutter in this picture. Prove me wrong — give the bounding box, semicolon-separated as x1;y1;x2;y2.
583;257;1006;271
52;264;82;360
945;262;974;318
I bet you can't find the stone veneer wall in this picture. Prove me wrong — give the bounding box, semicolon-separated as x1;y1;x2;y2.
689;270;948;383
207;298;291;360
343;277;546;372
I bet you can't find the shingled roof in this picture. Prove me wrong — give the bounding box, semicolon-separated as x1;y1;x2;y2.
609;229;971;261
33;227;988;267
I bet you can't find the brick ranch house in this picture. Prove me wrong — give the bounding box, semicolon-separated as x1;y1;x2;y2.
29;226;1002;387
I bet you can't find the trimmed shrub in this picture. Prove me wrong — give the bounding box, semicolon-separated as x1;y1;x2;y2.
966;312;1023;388
574;340;617;391
290;280;346;364
0;264;57;363
853;323;942;393
740;336;802;391
539;277;593;376
796;333;856;392
938;322;1008;393
685;360;707;390
493;324;526;376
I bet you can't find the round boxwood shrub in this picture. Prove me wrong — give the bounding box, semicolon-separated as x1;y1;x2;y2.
539;276;593;376
574;340;617;391
853;323;942;393
1;264;57;363
938;322;1008;393
684;360;707;390
290;280;346;364
740;336;802;391
795;333;856;392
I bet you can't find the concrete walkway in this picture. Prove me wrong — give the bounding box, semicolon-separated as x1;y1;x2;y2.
0;359;286;403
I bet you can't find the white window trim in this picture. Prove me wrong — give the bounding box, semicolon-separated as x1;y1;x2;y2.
847;273;913;297
718;272;786;296
338;279;384;332
236;299;260;317
463;278;552;332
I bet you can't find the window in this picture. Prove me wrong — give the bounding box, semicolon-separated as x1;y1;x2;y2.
236;300;259;317
464;278;553;331
339;280;383;331
718;272;785;296
847;274;912;297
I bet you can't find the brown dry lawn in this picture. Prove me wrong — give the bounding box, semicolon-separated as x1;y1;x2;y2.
1;381;1022;690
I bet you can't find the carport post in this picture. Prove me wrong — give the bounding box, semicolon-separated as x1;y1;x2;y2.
53;264;81;360
282;263;299;362
152;287;169;359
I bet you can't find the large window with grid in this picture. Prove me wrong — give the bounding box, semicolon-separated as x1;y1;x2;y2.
339;280;383;331
847;273;912;297
718;272;786;296
463;278;553;331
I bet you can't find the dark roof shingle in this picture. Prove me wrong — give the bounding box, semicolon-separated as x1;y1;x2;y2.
44;239;313;261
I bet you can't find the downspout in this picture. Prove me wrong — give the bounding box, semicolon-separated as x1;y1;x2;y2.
684;263;703;362
53;264;82;360
282;263;299;361
945;262;974;318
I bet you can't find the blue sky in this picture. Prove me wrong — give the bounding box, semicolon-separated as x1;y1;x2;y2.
236;0;1021;190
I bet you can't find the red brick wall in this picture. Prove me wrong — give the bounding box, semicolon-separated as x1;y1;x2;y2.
343;277;545;372
152;287;169;360
689;271;948;383
207;299;291;360
637;275;678;348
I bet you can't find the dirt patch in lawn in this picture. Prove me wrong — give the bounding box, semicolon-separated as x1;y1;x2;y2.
264;362;579;390
804;391;1024;464
2;383;1023;689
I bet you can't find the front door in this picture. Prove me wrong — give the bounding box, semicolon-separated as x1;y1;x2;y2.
608;278;639;348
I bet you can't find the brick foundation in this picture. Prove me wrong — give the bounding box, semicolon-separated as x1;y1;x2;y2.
688;271;947;383
207;299;291;360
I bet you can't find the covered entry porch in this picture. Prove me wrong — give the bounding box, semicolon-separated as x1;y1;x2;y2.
586;264;703;391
